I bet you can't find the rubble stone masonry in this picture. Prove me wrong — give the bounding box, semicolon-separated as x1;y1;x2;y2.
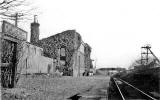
38;30;82;76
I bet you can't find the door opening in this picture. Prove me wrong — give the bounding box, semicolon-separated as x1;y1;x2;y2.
1;39;17;88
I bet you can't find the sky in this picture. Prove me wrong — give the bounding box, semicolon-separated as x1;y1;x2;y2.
16;0;160;68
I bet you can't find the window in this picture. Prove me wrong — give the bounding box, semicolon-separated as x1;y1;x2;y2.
60;48;65;56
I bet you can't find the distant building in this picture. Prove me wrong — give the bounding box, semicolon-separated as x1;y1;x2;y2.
96;67;126;76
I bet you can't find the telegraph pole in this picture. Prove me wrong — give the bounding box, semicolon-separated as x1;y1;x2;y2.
14;13;24;27
2;13;24;27
15;13;18;27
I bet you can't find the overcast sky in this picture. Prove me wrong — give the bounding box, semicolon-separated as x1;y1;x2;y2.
18;0;160;69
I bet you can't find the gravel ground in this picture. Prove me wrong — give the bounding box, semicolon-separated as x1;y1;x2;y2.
1;75;110;100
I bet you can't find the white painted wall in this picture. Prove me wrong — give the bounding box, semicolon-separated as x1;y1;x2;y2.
17;42;55;74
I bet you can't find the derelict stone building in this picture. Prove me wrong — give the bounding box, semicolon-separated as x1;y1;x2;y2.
38;30;82;76
30;20;93;76
0;20;53;88
0;18;93;88
1;21;28;88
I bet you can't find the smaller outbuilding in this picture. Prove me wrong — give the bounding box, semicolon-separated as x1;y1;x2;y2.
17;42;55;75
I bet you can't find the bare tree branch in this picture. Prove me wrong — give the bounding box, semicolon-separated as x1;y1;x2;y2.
0;0;26;15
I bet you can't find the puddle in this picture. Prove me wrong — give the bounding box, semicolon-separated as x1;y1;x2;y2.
67;94;81;100
68;94;106;100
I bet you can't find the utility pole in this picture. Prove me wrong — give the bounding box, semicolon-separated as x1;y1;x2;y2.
14;13;24;27
2;13;24;27
15;13;18;27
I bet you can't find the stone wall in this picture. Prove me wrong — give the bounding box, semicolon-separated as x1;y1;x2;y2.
38;30;82;76
73;42;85;77
1;21;28;87
84;43;92;72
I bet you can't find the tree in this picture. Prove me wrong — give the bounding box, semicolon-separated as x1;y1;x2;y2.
0;0;37;26
0;0;25;15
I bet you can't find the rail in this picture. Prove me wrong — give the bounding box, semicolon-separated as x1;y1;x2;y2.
113;78;125;100
113;78;157;100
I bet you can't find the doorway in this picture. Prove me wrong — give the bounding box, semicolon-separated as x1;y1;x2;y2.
1;39;17;88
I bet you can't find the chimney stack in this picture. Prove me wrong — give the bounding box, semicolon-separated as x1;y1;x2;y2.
30;15;40;44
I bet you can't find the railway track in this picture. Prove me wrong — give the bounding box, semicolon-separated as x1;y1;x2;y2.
110;78;157;100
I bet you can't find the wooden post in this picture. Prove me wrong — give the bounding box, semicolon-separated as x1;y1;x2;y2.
15;13;18;27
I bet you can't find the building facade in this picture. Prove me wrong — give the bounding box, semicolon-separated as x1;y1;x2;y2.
30;19;92;76
1;21;28;88
37;30;83;76
1;18;92;88
0;21;55;88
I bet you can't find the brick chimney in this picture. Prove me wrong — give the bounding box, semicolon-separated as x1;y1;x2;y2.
30;15;40;44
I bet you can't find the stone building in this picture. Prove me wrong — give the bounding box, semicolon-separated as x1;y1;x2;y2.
30;19;92;76
1;21;28;88
0;21;54;88
37;30;91;76
0;18;92;88
36;30;81;76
